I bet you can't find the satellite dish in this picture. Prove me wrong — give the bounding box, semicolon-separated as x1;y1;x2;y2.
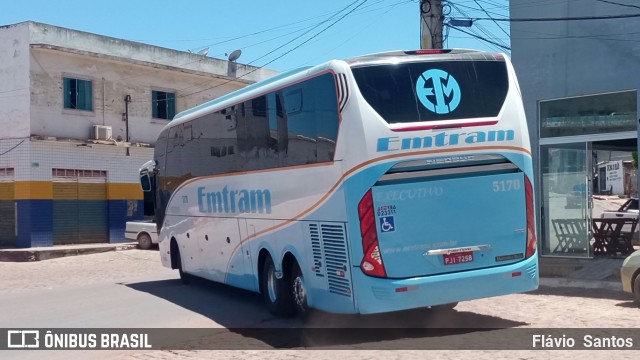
197;47;210;56
228;49;242;62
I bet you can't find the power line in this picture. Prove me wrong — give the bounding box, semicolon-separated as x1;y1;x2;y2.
511;32;640;42
126;15;346;102
448;0;640;50
258;0;370;67
453;2;509;19
0;138;26;157
482;0;510;10
445;24;511;51
293;0;414;68
180;0;369;99
192;0;395;54
155;26;314;97
506;0;586;11
243;0;403;67
0;87;27;94
15;0;388;106
473;0;510;38
473;13;640;22
593;0;640;10
245;0;365;67
448;2;509;53
129;0;378;102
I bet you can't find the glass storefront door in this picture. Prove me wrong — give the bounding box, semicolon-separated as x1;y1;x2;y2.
538;90;638;258
541;142;592;257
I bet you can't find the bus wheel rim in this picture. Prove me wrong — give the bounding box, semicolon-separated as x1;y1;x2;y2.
293;276;306;307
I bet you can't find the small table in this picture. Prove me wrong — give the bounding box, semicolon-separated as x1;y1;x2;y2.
591;218;638;256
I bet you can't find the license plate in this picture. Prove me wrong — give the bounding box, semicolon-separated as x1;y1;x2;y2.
443;251;474;265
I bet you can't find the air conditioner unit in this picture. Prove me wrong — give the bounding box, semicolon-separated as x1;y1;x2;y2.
92;125;112;141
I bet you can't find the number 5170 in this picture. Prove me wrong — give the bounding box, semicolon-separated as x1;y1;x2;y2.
492;179;521;192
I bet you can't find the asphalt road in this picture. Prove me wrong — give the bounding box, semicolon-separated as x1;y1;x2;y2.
0;249;639;359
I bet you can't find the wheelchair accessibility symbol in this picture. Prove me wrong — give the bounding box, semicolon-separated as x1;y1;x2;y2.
379;216;395;233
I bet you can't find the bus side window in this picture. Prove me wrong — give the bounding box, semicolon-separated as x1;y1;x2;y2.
191;110;238;176
237;97;265;152
274;91;288;156
267;92;280;155
165;126;184;195
314;73;339;162
236;95;281;171
276;73;339;166
284;85;317;166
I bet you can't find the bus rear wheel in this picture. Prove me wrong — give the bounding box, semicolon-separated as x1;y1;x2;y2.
432;302;458;311
261;256;294;317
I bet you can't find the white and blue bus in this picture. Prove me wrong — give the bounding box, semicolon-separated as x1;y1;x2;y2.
140;49;538;317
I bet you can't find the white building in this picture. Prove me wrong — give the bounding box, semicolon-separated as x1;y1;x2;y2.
0;21;277;248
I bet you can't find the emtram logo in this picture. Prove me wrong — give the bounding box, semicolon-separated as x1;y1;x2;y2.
197;186;272;214
415;69;461;114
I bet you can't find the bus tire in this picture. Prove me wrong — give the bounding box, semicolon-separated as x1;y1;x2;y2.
261;256;294;317
172;243;190;285
633;273;640;304
137;233;152;250
291;261;310;319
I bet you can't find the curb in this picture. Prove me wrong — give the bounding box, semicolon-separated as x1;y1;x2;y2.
0;243;138;262
539;277;622;291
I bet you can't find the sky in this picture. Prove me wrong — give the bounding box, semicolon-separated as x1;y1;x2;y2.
1;0;511;72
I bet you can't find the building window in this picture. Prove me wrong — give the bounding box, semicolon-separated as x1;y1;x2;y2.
63;77;93;111
539;90;637;138
0;168;15;177
52;169;107;178
152;90;176;120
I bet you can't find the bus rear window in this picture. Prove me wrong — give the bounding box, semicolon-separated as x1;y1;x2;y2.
351;60;509;123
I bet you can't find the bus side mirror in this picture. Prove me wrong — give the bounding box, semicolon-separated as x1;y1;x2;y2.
139;159;157;193
140;173;152;192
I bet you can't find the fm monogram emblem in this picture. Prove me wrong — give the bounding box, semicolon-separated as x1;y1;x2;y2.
416;69;461;114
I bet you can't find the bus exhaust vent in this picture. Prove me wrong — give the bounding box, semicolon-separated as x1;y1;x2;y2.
308;222;352;297
320;223;352;298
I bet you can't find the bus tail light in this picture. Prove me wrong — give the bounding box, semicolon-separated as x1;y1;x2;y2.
524;177;537;258
358;189;387;277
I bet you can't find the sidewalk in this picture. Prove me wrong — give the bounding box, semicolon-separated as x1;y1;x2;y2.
539;277;621;291
537;255;624;291
0;242;138;262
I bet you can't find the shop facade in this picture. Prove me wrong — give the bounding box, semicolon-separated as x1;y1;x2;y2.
510;0;640;258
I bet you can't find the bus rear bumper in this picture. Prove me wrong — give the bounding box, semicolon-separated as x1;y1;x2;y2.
352;255;538;315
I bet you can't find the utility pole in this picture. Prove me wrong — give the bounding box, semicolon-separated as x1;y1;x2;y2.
420;0;444;49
